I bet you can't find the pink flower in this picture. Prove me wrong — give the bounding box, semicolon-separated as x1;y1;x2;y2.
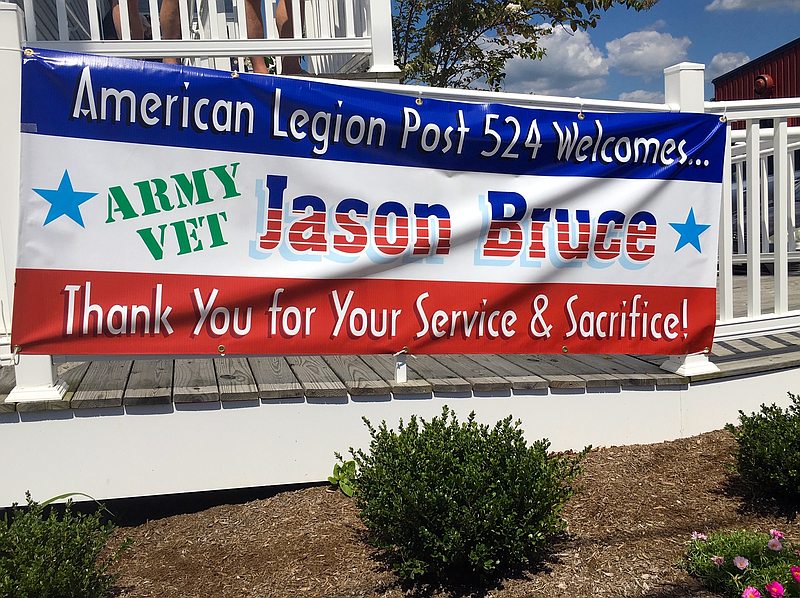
765;582;784;598
791;565;800;583
711;555;724;568
734;556;750;570
743;587;761;598
691;531;708;540
768;538;783;551
770;529;785;539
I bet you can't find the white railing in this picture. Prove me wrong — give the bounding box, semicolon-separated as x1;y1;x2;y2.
705;99;800;339
11;0;398;75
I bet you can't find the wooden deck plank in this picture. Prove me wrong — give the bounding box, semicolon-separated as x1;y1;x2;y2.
214;357;258;401
711;341;746;356
248;357;304;400
359;354;433;394
539;355;621;389
709;343;737;358
503;354;586;389
0;366;15;412
565;354;653;387
173;359;219;403
124;360;173;406
321;356;391;396
747;336;788;350
286;356;347;398
782;331;800;344
429;354;511;392
692;351;800;382
767;333;800;348
721;338;760;355
606;354;687;386
406;355;471;393
71;361;132;409
464;354;549;390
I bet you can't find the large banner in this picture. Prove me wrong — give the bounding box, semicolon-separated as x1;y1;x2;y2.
13;49;726;356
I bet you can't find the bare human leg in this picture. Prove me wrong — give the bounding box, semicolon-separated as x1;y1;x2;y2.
275;0;303;74
159;0;180;64
244;0;269;73
111;0;144;40
160;0;268;72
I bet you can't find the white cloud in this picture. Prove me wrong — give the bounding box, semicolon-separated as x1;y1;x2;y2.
503;27;608;96
618;89;665;103
706;0;800;11
606;31;691;79
706;52;750;81
641;19;667;31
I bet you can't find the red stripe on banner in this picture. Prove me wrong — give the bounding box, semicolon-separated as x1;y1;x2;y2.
12;269;716;356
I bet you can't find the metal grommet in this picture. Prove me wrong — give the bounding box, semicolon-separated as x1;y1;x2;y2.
218;344;226;354
562;346;569;353
415;97;423;106
231;71;239;78
24;49;34;57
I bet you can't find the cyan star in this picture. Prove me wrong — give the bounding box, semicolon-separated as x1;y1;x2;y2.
669;208;711;253
32;170;97;227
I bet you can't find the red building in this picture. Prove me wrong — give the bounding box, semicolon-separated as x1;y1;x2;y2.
713;36;800;102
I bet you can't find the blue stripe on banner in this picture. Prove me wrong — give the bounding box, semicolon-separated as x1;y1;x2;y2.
21;49;726;183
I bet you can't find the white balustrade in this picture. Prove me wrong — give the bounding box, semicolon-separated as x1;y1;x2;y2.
12;0;399;75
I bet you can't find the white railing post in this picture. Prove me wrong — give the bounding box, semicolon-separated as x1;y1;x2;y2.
745;119;762;317
718;124;734;321
366;0;398;74
661;61;719;376
0;3;22;362
773;117;789;314
0;3;67;401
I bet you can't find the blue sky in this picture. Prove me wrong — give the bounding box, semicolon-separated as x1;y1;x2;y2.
502;0;800;102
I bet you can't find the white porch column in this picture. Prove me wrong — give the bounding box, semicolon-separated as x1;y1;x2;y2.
661;61;720;377
0;4;67;402
0;3;22;364
367;0;399;74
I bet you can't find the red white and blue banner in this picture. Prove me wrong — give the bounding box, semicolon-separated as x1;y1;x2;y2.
13;49;726;356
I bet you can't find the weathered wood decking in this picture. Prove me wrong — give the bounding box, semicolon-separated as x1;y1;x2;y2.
2;330;800;413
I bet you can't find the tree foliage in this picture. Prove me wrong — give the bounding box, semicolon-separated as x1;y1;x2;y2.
393;0;658;89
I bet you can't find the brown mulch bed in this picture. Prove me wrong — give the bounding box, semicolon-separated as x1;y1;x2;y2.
109;429;799;598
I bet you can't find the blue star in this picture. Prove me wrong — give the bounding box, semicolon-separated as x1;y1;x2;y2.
32;170;97;227
669;208;711;253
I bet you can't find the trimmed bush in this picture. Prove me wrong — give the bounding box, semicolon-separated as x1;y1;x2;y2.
351;406;588;581
725;392;800;501
0;493;131;598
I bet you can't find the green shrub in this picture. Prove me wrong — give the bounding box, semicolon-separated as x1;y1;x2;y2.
683;528;800;597
351;406;588;581
328;456;356;497
0;493;131;598
725;392;800;501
